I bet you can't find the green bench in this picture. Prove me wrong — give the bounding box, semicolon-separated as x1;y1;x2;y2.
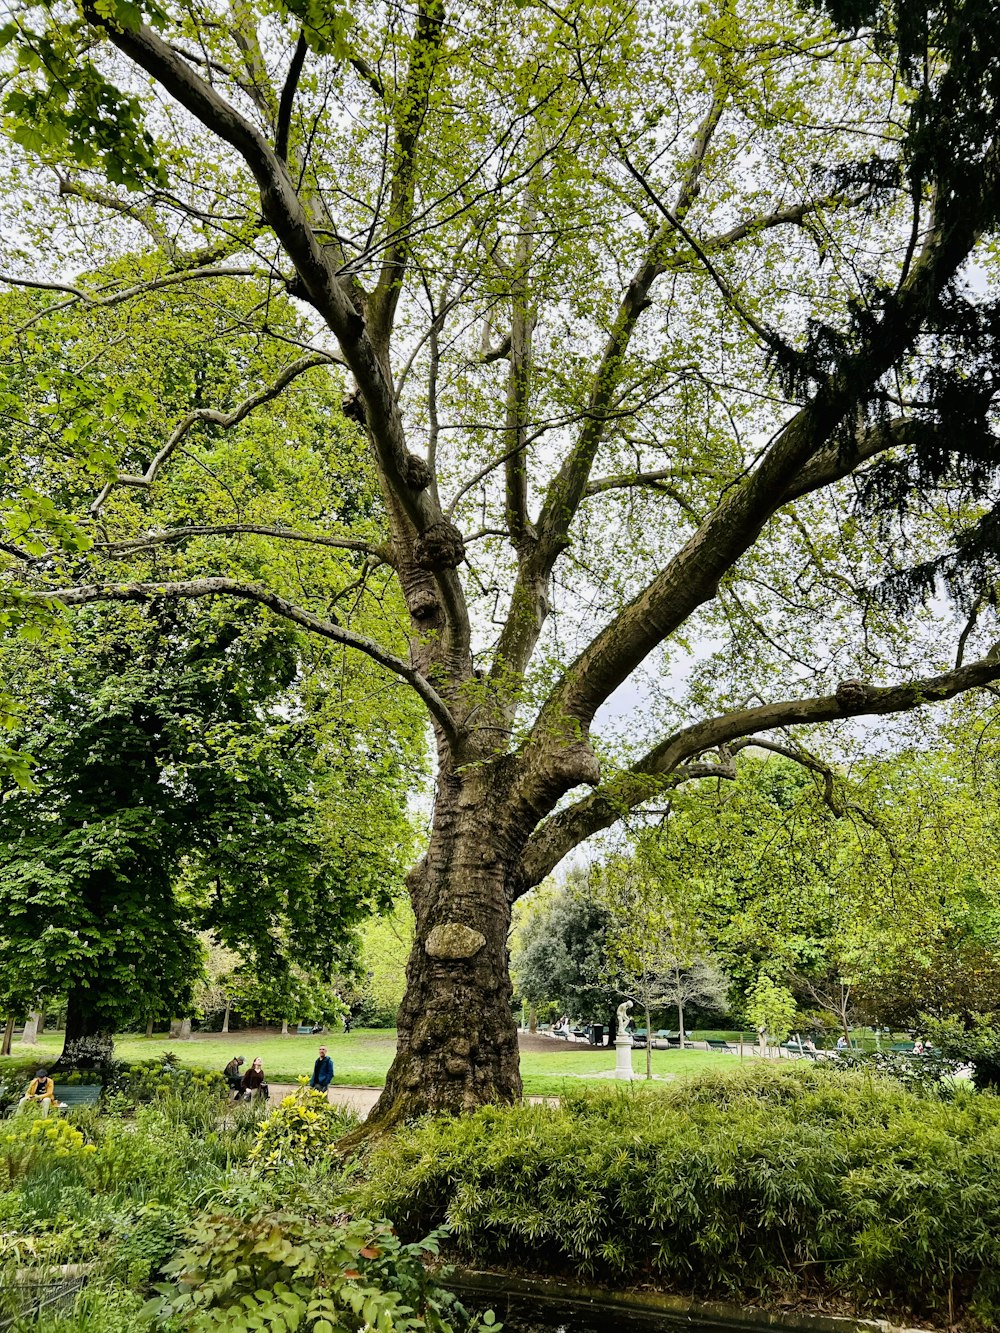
54;1085;102;1108
296;1026;313;1035
706;1039;738;1053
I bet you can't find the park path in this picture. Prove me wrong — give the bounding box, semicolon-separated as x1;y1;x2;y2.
267;1083;555;1119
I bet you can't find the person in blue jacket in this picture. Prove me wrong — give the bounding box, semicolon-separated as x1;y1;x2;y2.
309;1045;334;1097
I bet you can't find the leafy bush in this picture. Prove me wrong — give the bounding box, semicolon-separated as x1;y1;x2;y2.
833;1046;963;1092
0;1114;96;1189
108;1059;227;1105
358;1064;1000;1327
248;1088;357;1173
923;1015;1000;1090
150;1206;499;1332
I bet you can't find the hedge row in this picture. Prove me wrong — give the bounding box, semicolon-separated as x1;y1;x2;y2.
359;1064;1000;1328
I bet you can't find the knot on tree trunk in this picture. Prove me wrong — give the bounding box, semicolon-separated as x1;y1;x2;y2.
835;678;868;710
425;922;486;959
407;588;440;621
403;453;433;490
342;390;366;426
414;521;466;570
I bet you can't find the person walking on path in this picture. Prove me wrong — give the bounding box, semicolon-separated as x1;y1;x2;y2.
309;1045;334;1097
17;1068;55;1115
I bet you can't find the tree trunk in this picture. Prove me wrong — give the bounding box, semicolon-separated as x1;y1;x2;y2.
369;773;524;1125
221;998;231;1035
169;1017;192;1040
528;1005;537;1034
281;1018;289;1035
36;1012;45;1036
145;1015;154;1038
58;987;113;1067
1;1016;14;1057
22;1011;41;1045
644;997;652;1080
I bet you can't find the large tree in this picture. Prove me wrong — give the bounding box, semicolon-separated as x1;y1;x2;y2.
0;602;420;1058
3;0;1000;1119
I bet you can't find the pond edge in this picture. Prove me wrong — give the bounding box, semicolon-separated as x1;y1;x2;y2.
444;1266;938;1333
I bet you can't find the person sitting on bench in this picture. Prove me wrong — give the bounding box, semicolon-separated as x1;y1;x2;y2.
223;1056;245;1099
18;1068;55;1116
240;1057;268;1102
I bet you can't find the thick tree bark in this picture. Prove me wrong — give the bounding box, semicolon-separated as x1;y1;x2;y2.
145;1015;155;1038
58;987;114;1067
22;1012;41;1044
281;1018;289;1035
1;1016;13;1057
370;765;525;1123
221;999;231;1034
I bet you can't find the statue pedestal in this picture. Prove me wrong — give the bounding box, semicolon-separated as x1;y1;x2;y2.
614;1032;636;1080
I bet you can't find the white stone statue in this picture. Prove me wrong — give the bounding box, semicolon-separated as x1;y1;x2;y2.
616;999;634;1032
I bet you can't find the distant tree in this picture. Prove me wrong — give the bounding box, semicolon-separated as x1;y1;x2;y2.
0;603;419;1063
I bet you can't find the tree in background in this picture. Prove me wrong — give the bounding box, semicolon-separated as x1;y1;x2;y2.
746;975;798;1051
599;855;728;1073
511;873;621;1039
0;602;420;1062
5;0;1000;1117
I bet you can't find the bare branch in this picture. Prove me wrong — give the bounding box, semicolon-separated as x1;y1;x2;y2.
275;32;308;163
88;524;392;564
90;352;340;517
28;577;459;742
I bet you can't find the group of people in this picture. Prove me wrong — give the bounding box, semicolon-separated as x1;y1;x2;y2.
223;1045;334;1103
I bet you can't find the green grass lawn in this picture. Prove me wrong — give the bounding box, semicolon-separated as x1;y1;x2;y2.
1;1028;742;1093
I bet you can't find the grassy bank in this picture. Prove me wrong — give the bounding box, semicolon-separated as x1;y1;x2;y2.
0;1030;737;1094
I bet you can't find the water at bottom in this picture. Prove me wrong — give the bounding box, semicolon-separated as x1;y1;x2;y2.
469;1294;732;1333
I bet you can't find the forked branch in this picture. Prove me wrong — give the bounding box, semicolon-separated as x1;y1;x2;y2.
519;642;1000;888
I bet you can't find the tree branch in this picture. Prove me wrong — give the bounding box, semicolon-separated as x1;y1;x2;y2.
519;642;1000;888
531;161;1000;746
87;524;392;564
90;352;339;517
89;9;469;650
367;0;445;349
275;32;308;163
27;577;459;743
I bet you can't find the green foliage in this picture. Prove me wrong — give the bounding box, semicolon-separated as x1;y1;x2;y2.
359;1065;1000;1326
746;975;798;1045
150;1207;497;1332
0;1114;96;1190
923;1014;1000;1091
248;1088;358;1173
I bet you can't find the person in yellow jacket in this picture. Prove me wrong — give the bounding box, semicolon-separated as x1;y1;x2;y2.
17;1068;55;1115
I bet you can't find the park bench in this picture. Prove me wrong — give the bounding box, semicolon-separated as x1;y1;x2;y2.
705;1039;738;1054
890;1042;916;1053
296;1025;313;1035
54;1085;101;1109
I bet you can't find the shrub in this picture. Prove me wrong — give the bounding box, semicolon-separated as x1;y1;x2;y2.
108;1059;227;1105
150;1206;499;1331
357;1064;1000;1327
923;1015;1000;1090
248;1088;357;1174
0;1114;96;1190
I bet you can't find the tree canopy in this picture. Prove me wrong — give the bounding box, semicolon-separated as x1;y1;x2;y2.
3;0;1000;1116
